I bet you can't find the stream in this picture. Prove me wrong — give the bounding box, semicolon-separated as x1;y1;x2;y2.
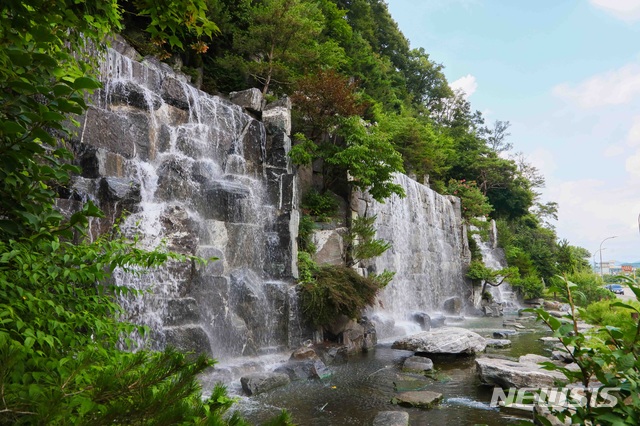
216;315;551;425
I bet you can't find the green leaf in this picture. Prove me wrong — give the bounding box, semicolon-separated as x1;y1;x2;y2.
72;76;102;90
52;83;74;97
6;49;32;67
1;121;27;135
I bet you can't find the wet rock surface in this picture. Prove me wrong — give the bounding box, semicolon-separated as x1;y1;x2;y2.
392;327;487;355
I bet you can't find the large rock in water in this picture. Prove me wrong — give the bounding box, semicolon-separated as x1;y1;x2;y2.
392;327;487;355
392;390;443;409
240;372;290;396
476;357;567;388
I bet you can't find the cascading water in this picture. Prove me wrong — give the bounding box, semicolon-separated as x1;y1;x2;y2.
70;37;299;360
357;174;472;337
472;220;521;312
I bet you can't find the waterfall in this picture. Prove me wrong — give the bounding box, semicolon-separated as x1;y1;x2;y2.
357;174;472;337
71;38;299;360
472;221;521;312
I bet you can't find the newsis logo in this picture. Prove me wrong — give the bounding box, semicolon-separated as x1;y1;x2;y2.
490;387;620;410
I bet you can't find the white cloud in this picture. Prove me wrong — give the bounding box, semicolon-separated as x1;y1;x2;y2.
545;178;640;260
627;115;640;146
552;64;640;108
626;151;640;177
450;74;478;99
590;0;640;22
604;143;626;157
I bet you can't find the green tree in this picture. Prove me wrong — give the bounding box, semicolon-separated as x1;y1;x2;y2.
556;239;591;274
290;71;404;201
233;0;325;94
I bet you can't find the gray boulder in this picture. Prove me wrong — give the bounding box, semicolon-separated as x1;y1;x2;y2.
476;357;566;388
229;88;264;113
240;372;290;396
443;296;463;315
373;411;409;426
392;391;443;409
493;330;517;339
486;339;512;348
402;356;434;373
392;327;487;355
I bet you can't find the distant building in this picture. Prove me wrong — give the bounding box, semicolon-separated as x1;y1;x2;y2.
594;261;636;276
594;260;617;275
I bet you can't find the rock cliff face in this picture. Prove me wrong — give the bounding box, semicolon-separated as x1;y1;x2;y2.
65;38;301;359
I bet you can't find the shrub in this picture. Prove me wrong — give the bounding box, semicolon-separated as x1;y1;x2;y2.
509;274;545;299
298;214;317;253
548;271;613;306
446;179;492;221
300;189;339;221
345;215;391;266
298;265;383;327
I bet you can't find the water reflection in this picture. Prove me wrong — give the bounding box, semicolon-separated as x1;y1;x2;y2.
234;316;549;425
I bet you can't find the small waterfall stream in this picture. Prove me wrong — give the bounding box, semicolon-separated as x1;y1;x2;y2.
472;221;521;312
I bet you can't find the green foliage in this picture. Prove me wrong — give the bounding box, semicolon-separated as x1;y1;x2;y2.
0;2;250;423
583;299;640;337
345;215;391;266
556;239;591;274
297;214;317;254
466;259;519;298
331;116;405;201
509;274;545;299
376;112;454;184
298;265;383;327
0;0;119;238
446;179;492;221
547;271;613;307
297;251;319;285
466;260;497;282
131;0;219;56
528;275;640;425
231;0;326;94
300;189;339;221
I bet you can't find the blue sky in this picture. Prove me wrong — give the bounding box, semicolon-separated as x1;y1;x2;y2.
387;0;640;263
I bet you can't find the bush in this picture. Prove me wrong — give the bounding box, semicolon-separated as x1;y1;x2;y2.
548;271;613;306
298;265;383;327
509;274;545;299
446;179;492;221
345;215;391;266
298;214;317;253
301;189;339;221
583;299;640;336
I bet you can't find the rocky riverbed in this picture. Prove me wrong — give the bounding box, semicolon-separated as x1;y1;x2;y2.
202;315;566;425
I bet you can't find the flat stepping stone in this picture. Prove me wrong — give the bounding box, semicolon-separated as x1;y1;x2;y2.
373;411;409;426
392;327;486;355
486;339;512;348
392;390;443;409
493;329;517;338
